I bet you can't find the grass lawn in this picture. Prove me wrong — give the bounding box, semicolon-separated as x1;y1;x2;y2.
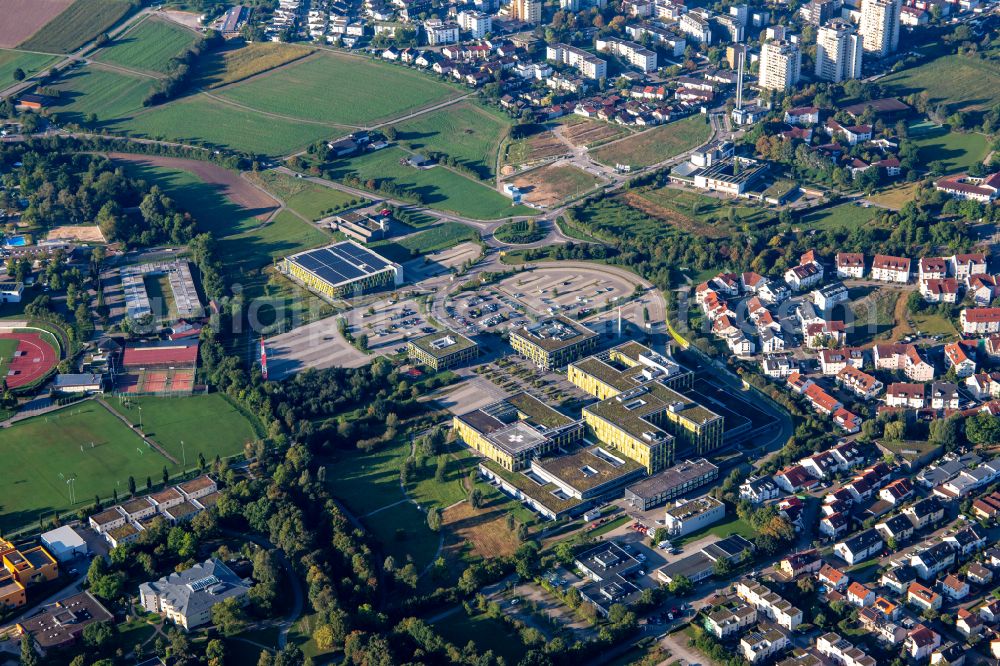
327;147;530;220
406;442;477;512
869;181;920;209
909;123;989;174
912;311;958;338
94;16;198;74
0;49;58;86
216;51;460;126
391;102;511;180
370;222;479;263
143;273;175;320
321;439;411;516
20;0;135;53
432;611;527;664
676;513;755;546
115;93;334;155
0;402;169;532
362;500;440;572
220;209;332;280
109;394;259;468
247;170;364;221
882;53;1000;115
0;337;19;380
798;203;880;231
592;115;712;168
47;65;154;125
289;613;341;662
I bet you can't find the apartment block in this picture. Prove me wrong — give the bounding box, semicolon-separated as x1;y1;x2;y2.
759;40;801;91
546;43;608;79
815;20;863;82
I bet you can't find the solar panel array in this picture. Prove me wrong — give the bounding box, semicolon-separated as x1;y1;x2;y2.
288;242;394;287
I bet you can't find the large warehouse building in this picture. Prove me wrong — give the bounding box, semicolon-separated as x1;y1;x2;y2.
282;241;403;298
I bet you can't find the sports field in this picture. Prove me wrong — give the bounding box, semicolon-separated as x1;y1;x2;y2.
0;49;58;85
0;332;58;389
592;115;712;168
116;94;333;155
0;337;18;380
247;170;362;221
328;147;530;220
882;54;1000;114
19;0;135;53
109;393;258;466
215;51;461;127
46;65;153;125
0;402;165;532
94;16;198;74
392;102;511;180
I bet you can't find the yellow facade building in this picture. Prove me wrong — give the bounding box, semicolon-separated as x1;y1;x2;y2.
510;316;598;371
0;539;58;602
570;343;723;472
453;392;584;471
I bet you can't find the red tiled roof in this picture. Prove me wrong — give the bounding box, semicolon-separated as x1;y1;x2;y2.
122;340;199;367
873;254;910;271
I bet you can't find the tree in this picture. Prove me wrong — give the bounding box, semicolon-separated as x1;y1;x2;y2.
128;476;137;496
19;635;38;666
668;574;693;595
469;487;483;509
206;639;226;666
966;412;1000;446
427;507;442;531
211;597;249;637
82;621;114;649
12;67;25;81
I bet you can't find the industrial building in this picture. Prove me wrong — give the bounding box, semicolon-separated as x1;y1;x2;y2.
282;240;403;299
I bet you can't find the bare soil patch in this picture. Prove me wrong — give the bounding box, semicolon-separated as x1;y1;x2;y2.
511;162;601;207
443;499;520;559
47;225;106;243
157;10;203;30
521;131;568;163
105;153;279;220
560;120;627;148
0;0;74;48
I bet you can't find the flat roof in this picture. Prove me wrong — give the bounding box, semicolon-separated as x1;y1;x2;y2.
512;315;597;353
585;381;721;443
535;446;643;492
408;330;477;358
20;592;113;649
699;158;768;185
286;241;398;288
625;458;718;499
481;459;583;513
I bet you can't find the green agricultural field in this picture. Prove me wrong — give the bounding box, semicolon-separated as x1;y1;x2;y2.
592;115;712;168
115;94;334;155
216;51;460;126
109;394;259;467
371;222;479;263
94;16;198;74
391;103;511;180
0;49;58;85
909;123;989;173
798;203;880;231
196;41;315;89
46;65;153;125
248;170;363;221
0;402;169;532
327;147;530;220
117;161;331;306
19;0;135;53
882;54;1000;115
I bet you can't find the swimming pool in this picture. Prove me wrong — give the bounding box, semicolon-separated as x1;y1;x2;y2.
5;236;26;247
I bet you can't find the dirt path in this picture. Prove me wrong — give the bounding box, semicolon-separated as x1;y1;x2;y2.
889;286;915;340
104;152;280;220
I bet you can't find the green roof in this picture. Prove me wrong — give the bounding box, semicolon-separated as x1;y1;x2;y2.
535;446;644;492
506;392;575;429
571;356;645;392
408;330;477;358
511;315;597;353
481;459;583;513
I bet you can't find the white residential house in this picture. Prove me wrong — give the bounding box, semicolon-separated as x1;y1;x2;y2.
871;254;911;283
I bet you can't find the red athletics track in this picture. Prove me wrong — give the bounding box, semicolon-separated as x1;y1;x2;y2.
0;332;57;389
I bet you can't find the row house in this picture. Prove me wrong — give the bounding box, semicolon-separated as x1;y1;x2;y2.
820;348;864;375
876;513;914;544
735;578;803;630
837;366;883;400
804;384;842;416
910;542;954;580
741;624;789;664
705;603;758;639
973;491;1000;520
903;496;945;529
871;254;911;283
961;307;1000;336
817;632;877;666
879;478;913;505
774;465;818;493
801;451;843;479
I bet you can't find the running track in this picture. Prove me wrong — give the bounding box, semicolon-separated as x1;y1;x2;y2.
0;333;57;389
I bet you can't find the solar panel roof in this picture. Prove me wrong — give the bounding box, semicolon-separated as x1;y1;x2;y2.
287;241;395;287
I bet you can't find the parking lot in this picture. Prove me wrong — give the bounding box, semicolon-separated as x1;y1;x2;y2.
494;267;635;318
